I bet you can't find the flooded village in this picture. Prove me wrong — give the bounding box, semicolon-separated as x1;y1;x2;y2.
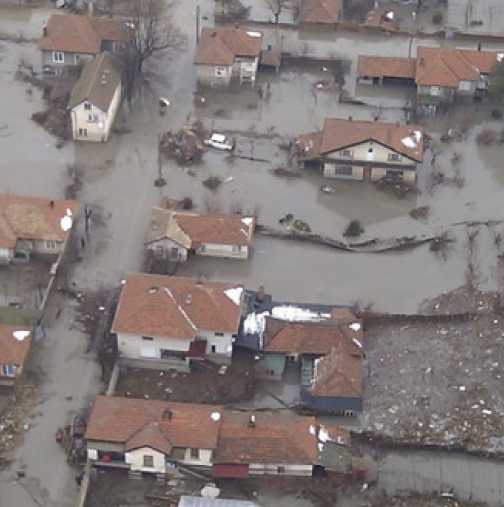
2;0;504;506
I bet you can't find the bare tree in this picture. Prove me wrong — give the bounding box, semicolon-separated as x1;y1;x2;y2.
120;0;183;101
264;0;289;23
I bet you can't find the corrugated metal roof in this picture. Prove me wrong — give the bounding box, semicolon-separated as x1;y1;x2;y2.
179;497;258;507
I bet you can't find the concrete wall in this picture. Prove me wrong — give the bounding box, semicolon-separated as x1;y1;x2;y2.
249;463;313;476
125;447;166;474
71;83;121;142
196;63;233;87
417;85;456;102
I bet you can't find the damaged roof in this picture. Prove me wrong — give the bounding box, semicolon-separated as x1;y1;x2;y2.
146;209;255;249
85;396;223;452
215;411;320;465
38;13;129;54
0;194;78;249
194;27;263;66
296;118;424;162
0;324;32;368
299;0;341;24
111;273;243;339
68;52;121;112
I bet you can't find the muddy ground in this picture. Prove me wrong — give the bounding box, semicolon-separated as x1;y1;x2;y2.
114;348;256;404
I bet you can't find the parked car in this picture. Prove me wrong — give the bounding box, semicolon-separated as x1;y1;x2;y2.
204;133;235;151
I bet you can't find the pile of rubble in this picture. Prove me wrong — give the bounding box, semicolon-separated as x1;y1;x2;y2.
159;122;207;165
361;293;504;454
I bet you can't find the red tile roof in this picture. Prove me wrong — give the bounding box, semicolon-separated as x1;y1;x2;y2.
111;274;243;339
299;0;341;24
296;119;424;162
363;8;398;32
215;412;319;465
357;56;416;80
194;28;263;66
0;194;78;249
85;396;223;450
0;324;32;369
38;14;129;54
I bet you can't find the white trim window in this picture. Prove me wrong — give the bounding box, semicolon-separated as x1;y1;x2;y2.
52;51;65;64
388;153;402;162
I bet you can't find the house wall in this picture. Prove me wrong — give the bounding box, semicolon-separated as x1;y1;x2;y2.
196;63;233;87
196;242;249;260
417;85;455;102
42;50;93;70
323;163;364;180
87;440;125;456
117;332;191;360
197;329;234;358
125;447;166;474
370;167;417;184
249;463;313;476
72;83;121;143
146;238;189;261
32;239;65;256
301;390;363;413
233;56;259;84
255;353;286;380
181;448;213;466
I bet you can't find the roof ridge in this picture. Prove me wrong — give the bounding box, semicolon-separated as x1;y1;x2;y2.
162;287;197;331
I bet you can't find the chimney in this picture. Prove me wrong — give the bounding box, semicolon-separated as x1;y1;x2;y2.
348;116;353;121
248;414;256;428
162;408;172;420
49;200;55;209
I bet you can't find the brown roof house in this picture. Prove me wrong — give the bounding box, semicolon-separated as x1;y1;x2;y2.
85;395;351;478
298;0;341;26
0;324;32;386
295;118;424;185
0;194;78;265
39;13;130;75
255;311;364;414
194;27;263;87
357;47;500;115
68;52;122;143
112;273;245;368
145;208;255;262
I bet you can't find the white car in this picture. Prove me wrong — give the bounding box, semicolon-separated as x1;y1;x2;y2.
204;133;235;151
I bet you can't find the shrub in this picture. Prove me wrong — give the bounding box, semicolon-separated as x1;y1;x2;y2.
202;176;222;190
344;220;364;237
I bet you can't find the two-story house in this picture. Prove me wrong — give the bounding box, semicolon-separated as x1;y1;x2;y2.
145;208;255;261
0;194;78;265
111;273;244;368
0;324;32;387
295;118;424;184
194;27;263;87
68;52;122;142
38;13;129;75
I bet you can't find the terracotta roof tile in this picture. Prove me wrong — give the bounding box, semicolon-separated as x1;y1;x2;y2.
111;274;243;339
85;396;223;450
299;0;341;24
0;324;32;368
215;412;319;464
363;8;398;32
195;28;262;66
38;14;128;54
146;208;255;248
0;194;78;247
357;56;416;79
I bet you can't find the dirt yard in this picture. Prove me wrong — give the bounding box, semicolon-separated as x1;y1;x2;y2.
114;348;256;404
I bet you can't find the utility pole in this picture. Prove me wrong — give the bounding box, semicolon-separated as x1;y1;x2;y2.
196;5;200;45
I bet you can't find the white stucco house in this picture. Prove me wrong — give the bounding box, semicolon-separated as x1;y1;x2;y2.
111;273;245;367
145;208;255;261
0;194;78;265
295;118;424;185
194;27;263;87
68;52;122;143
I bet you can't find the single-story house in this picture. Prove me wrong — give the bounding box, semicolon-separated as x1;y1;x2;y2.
179;497;258;507
85;396;352;478
295;118;424;184
38;13;130;75
357;47;499;114
194;27;263;87
68;52;122;142
145;208;255;261
112;273;244;367
0;194;78;265
298;0;341;26
0;324;32;387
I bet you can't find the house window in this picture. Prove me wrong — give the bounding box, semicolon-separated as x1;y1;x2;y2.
430;86;440;96
215;66;228;77
3;365;16;377
143;455;154;468
334;165;353;176
52;51;64;63
368;142;374;153
277;466;286;474
169;247;179;259
190;448;199;459
214;332;224;337
388;153;401;162
46;240;56;249
78;128;88;137
142;336;154;341
84;102;92;111
211;345;216;353
340;149;353;158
